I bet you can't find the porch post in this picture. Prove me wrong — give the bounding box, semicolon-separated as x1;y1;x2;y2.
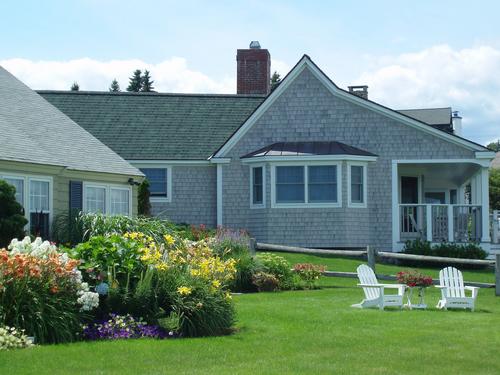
426;204;433;242
447;205;454;242
480;167;490;243
391;161;399;250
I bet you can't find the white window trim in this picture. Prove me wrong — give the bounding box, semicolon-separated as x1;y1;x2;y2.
0;172;53;235
270;161;342;208
83;182;132;216
250;164;266;209
347;162;368;208
130;163;172;203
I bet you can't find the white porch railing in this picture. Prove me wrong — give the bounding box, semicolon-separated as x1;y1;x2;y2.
400;204;482;243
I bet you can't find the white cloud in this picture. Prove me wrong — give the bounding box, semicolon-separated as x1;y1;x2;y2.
353;45;500;144
0;57;235;94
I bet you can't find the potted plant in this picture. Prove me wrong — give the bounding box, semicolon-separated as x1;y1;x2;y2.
396;270;433;309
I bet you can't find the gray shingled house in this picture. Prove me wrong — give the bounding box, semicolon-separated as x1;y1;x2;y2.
39;43;497;253
0;66;143;238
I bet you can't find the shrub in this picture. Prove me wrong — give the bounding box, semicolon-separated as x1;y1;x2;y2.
82;314;166;340
0;180;27;248
0;326;34;350
138;180;152;217
293;263;326;289
256;253;294;290
402;239;487;268
229;252;261;292
0;237;99;343
252;272;280;292
51;210;84;246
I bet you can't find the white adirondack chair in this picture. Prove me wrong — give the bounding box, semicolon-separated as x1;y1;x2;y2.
436;266;479;311
352;264;406;310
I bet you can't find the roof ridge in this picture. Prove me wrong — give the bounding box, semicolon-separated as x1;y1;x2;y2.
36;90;267;99
397;107;452;111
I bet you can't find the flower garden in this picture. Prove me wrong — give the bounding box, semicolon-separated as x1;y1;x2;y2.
0;214;325;348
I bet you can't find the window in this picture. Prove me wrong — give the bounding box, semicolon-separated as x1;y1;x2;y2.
3;177;24;204
140;168;168;197
308;166;337;203
251;166;265;207
110;188;130;215
30;180;50;212
348;163;367;208
271;163;341;207
276;166;305;203
85;186;106;213
83;183;131;216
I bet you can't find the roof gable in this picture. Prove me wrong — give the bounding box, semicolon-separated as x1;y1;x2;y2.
0;67;142;176
214;55;488;158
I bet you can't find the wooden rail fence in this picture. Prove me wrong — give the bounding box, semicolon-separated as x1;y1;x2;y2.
252;241;499;294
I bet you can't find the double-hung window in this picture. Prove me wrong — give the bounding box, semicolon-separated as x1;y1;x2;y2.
276;166;305;203
251;166;265;207
1;174;52;238
140;168;170;201
272;163;341;207
348;163;367;208
85;185;106;213
84;183;131;216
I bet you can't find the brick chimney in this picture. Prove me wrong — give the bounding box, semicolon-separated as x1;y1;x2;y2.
348;85;368;100
237;41;271;95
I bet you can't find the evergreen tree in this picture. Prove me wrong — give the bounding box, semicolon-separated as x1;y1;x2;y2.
127;69;143;92
138;179;152;216
486;140;500;152
141;70;154;92
109;79;121;92
0;180;28;247
70;82;80;91
270;71;281;91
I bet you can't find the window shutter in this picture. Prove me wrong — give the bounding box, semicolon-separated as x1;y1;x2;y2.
69;181;83;212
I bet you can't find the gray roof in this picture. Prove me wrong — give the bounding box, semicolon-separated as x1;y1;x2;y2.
397;107;453;132
38;90;265;160
0;67;142;176
241;141;377;159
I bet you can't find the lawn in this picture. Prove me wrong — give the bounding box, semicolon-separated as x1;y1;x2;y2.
1;252;499;375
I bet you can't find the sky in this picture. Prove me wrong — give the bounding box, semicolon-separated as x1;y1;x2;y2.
1;0;499;145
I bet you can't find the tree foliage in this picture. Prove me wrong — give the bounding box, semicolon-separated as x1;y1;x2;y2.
141;70;154;92
70;82;80;91
138;179;152;217
490;168;500;210
0;180;28;247
109;79;121;92
127;70;143;92
270;71;281;91
486;140;500;152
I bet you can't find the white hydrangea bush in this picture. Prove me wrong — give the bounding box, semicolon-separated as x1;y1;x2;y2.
0;326;34;350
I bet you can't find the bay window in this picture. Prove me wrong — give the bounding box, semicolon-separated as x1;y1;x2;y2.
250;166;265;207
271;163;341;208
348;163;367;208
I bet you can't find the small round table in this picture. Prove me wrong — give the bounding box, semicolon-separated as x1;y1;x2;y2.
404;287;428;310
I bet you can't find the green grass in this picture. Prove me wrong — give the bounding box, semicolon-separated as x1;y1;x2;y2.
1;253;499;374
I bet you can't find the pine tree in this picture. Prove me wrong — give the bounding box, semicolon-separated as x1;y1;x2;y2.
70;82;80;91
109;79;121;92
127;69;143;92
141;70;154;92
270;71;281;91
